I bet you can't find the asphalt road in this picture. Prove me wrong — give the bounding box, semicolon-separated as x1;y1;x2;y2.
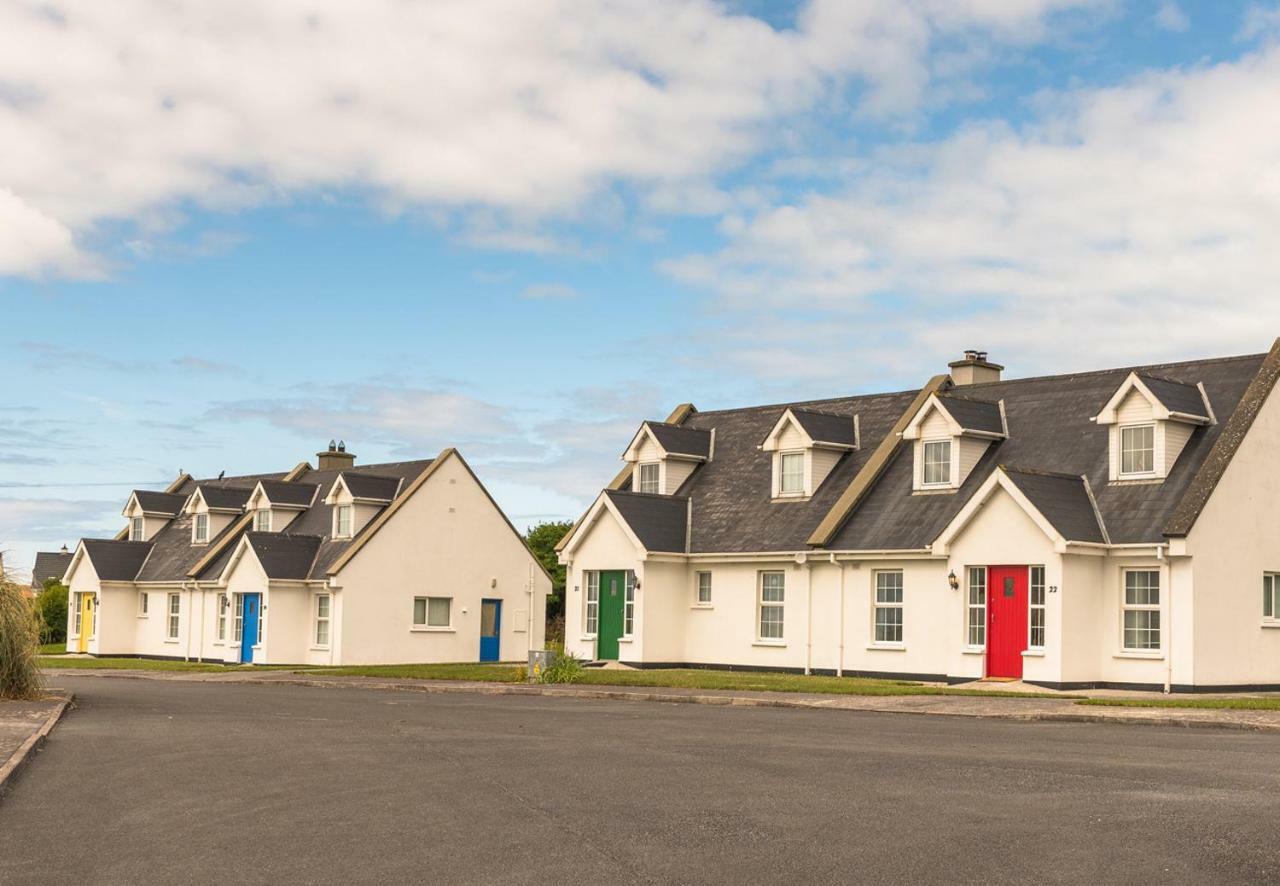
1;678;1278;885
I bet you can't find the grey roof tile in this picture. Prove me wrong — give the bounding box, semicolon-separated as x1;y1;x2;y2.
256;479;320;508
1002;468;1106;544
246;532;322;580
340;472;402;501
30;551;72;587
82;539;153;581
789;409;857;446
1138;374;1210;419
131;490;188;515
196;485;252;511
645;422;712;458
936;394;1004;435
604;490;688;553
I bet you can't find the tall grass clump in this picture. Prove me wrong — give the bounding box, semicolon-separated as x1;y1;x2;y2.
0;577;43;699
538;651;585;684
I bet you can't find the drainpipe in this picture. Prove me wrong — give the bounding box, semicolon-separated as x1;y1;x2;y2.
832;553;844;677
804;556;813;676
183;580;195;662
526;563;535;657
1160;546;1171;694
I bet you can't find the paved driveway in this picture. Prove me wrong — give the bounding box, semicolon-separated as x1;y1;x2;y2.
2;677;1278;885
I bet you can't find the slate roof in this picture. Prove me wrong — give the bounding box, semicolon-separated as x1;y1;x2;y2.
1138;374;1210;419
936;394;1004;436
245;533;322;580
1001;469;1106;544
132;490;188;515
257;479;320;508
597;352;1267;554
30;550;73;588
790;409;857;446
645;422;712;459
341;472;402;501
197;485;253;511
604;490;688;553
82;540;153;581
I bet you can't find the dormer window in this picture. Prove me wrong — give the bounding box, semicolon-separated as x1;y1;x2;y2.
193;513;210;544
922;440;953;486
130;516;144;541
779;452;805;495
254;510;272;532
1119;424;1155;477
334;505;353;538
638;463;661;494
762;408;858;501
1096;373;1212;483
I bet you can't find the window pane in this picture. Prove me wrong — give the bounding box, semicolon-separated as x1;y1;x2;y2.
1124;570;1159;606
923;441;951;485
760;605;784;639
876;571;903;603
413;597;427;625
1266;575;1275;619
1124;609;1160;650
639;463;660;494
428;597;451;627
317;595;330;618
780;453;804;493
761;572;785;602
1121;425;1154;474
875;607;903;643
698;572;712;603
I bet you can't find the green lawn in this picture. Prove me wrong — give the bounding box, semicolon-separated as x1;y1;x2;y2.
311;663;525;682
39;656;259;673
1076;697;1280;711
40;643;67;655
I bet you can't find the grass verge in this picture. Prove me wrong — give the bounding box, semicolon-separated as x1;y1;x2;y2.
40;643;66;655
39;656;261;673
1077;697;1280;711
310;664;524;682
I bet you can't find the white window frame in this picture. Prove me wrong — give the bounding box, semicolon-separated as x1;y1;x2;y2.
254;509;272;532
1119;423;1156;478
778;451;805;496
695;571;712;606
314;594;331;648
193;513;210;544
130;516;144;541
1264;573;1280;624
166;592;180;642
623;571;636;636
638;462;661;495
137;592;149;618
585;571;600;636
757;571;785;641
217;595;227;643
966;567;985;648
1121;568;1161;652
873;570;904;645
921;439;952;487
412;596;453;630
334;505;353;539
73;593;84;637
1029;566;1046;649
233;594;243;644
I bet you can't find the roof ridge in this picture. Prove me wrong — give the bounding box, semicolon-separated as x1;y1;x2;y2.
1001;466;1085;481
957;351;1265;391
1137;371;1199;386
606;489;690;502
690;388;920;418
937;392;1000;404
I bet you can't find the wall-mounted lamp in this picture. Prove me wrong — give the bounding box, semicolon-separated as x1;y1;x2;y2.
947;570;959;591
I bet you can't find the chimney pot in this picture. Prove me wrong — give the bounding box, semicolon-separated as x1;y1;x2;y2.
948;349;1004;386
317;441;356;471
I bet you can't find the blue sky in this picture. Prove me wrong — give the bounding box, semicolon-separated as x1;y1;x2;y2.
3;0;1280;576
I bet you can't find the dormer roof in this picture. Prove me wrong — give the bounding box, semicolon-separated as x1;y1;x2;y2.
1095;371;1212;425
251;479;320;510
624;422;713;461
244;532;323;580
190;485;253;513
762;408;859;450
903;393;1006;440
330;472;402;504
126;490;188;517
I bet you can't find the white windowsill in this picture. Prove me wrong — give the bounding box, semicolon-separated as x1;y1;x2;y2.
1022;649;1046;658
752;640;786;648
137;615;149;619
309;646;330;652
691;604;714;610
579;635;597;641
1114;651;1163;660
867;643;906;651
913;488;958;496
410;626;455;633
164;639;179;644
1261;621;1280;629
961;647;985;655
618;637;633;644
771;495;810;503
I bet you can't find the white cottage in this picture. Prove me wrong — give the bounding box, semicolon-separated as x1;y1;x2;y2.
559;344;1280;691
63;444;549;665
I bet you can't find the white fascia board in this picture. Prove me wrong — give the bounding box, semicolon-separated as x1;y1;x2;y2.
902;394;962;441
559;492;649;558
761;409;816;452
931;469;1064;556
622;423;668;463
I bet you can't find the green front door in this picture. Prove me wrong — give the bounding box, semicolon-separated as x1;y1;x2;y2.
597;570;627;660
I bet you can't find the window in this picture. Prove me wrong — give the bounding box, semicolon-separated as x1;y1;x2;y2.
335;505;353;538
193;513;209;544
779;452;805;495
233;595;243;643
314;594;331;647
217;596;227;641
1122;569;1160;651
73;594;84;636
254;509;272;532
130;516;144;541
624;571;636;635
1120;425;1155;476
1264;574;1280;622
922;440;952;486
585;572;600;635
413;596;452;628
874;570;904;644
696;571;712;605
167;592;180;641
137;592;149;617
638;463;660;495
758;571;785;639
966;568;986;647
1029;567;1046;649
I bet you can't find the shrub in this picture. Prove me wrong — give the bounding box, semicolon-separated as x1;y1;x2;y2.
0;576;43;700
538;651;584;684
35;579;69;645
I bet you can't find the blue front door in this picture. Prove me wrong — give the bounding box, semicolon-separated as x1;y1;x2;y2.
240;594;261;664
479;599;501;662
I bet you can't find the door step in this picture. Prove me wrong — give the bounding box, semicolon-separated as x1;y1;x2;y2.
980;677;1019;683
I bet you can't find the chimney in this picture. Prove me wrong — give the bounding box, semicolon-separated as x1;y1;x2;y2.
317;439;356;472
948;349;1003;386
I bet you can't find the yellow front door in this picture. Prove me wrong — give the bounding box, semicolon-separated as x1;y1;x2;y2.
78;593;94;653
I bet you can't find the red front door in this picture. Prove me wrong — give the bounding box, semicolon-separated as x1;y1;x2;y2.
987;566;1028;678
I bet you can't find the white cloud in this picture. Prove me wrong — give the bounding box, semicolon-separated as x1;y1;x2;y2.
1154;1;1189;32
520;283;580;300
664;46;1280;384
0;0;1097;278
1241;3;1280;40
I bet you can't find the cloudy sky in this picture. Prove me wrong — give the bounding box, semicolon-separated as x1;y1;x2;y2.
3;0;1279;576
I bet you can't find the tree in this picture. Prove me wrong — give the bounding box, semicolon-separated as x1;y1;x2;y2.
524;521;572;619
35;578;70;645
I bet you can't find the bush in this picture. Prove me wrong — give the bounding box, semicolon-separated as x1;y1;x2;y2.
538;651;584;684
35;579;69;645
0;577;43;700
